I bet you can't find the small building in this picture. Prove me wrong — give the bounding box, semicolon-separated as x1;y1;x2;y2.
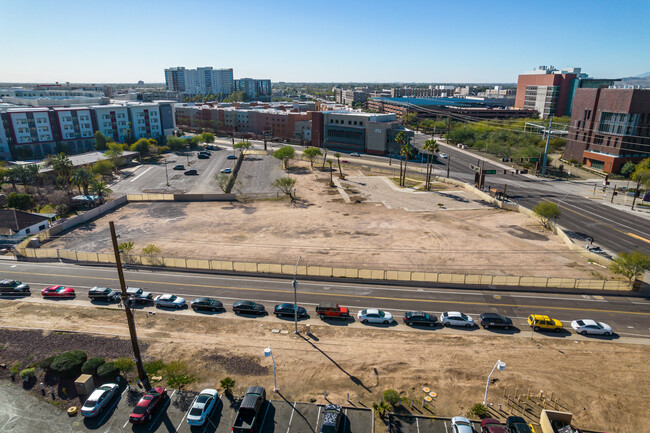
0;209;50;244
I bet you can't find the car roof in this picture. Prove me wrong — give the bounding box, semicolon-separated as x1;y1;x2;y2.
482;313;501;318
406;311;425;316
160;294;173;299
447;311;462;316
365;308;379;315
87;388;108;400
529;314;550;320
578;319;598;326
318;301;339;309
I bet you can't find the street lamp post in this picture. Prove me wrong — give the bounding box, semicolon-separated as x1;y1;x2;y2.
292;256;302;334
554;192;570;225
264;346;278;392
483;360;506;405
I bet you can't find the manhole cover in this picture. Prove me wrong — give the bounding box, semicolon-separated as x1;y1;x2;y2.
493;295;501;299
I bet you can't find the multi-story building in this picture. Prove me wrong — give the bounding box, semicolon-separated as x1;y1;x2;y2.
335;89;368;106
164;67;234;96
563;88;650;173
234;79;272;101
93;105;130;143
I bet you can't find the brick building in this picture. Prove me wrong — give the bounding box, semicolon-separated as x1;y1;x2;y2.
563;88;650;173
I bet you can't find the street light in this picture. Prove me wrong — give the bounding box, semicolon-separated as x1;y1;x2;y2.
264;346;278;392
292;256;302;335
554;192;570;225
483;360;506;405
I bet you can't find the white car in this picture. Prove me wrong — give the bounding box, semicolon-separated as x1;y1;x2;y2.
571;319;613;336
438;153;448;159
80;383;119;417
357;308;393;324
451;416;473;433
187;388;218;426
154;294;186;309
441;312;474;328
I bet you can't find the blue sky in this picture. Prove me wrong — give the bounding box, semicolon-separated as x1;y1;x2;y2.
1;0;648;83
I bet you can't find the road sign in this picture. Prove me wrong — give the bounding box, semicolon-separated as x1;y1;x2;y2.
528;157;539;162
484;170;496;174
469;164;480;172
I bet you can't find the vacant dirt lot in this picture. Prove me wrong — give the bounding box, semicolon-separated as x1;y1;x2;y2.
45;160;611;278
0;302;646;433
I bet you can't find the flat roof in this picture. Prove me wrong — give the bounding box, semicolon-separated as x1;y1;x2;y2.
372;97;502;107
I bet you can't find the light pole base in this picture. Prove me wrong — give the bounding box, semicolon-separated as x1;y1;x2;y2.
273;388;278;393
294;331;299;335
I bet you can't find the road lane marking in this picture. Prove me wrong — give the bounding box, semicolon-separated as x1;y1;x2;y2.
287;401;297;433
149;390;175;431
130;166;153;182
627;232;650;244
177;394;197;431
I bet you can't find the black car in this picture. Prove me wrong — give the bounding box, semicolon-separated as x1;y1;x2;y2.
273;303;307;318
191;297;223;312
88;286;120;302
0;279;30;295
184;169;198;176
403;311;438;327
199;150;211;155
319;404;342;433
197;153;209;159
479;313;513;330
506;416;533;433
233;300;265;315
227;155;237;160
173;164;185;170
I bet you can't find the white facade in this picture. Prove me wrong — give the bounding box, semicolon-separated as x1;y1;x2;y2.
165;67;234;95
127;103;163;139
54;108;94;141
93;105;130;142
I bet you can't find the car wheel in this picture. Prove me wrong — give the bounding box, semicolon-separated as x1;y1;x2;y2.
533;326;540;332
580;331;587;336
383;320;389;324
604;332;611;336
362;319;368;324
465;323;472;328
443;322;450;327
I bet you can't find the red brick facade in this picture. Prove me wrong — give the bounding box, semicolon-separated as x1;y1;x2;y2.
514;73;576;117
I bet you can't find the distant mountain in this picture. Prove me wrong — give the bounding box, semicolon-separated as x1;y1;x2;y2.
636;72;650;78
618;75;650;88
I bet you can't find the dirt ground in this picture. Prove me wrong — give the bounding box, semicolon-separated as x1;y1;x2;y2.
44;161;611;278
0;302;646;433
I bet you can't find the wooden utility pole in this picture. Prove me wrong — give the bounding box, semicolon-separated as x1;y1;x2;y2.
109;222;150;390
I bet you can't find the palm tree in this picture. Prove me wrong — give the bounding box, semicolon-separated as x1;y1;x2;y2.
89;179;112;199
400;142;413;187
394;131;408;186
71;168;94;195
12;164;32;192
326;160;334;186
25;164;41;197
6;166;20;191
423;139;439;190
372;400;390;420
49;153;73;192
334;152;343;178
321;149;328;169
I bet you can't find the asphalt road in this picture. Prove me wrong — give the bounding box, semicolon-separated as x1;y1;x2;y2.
2;261;649;342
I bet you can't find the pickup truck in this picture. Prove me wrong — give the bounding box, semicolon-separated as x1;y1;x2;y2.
315;302;350;320
232;386;266;432
126;287;153;304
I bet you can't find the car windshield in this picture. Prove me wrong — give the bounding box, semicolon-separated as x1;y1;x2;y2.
456;421;471;426
190;407;204;416
360;309;367;315
83;399;97;408
377;311;385;317
132;405;147;414
196;395;210;403
168;295;176;301
460;313;469;320
576;320;585;326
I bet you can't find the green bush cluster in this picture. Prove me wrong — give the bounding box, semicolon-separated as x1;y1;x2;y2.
97;361;120;381
20;368;36;378
50;351;88;378
81;357;106;375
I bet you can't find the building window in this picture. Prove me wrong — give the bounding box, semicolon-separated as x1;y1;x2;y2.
39;225;46;230
25;228;31;234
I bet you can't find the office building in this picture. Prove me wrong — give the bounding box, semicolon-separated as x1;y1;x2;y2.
235;78;272;100
164;67;234;96
563;88;650;173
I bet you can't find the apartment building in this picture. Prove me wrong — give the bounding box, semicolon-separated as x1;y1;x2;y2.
563;88;650;173
335;89;368;106
235;78;272;100
164;67;234;96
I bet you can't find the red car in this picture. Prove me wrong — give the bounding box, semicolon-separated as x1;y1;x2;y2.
481;418;507;433
129;387;167;424
41;285;75;298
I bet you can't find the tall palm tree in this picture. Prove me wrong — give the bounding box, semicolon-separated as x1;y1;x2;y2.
400;142;413;187
12;164;32;192
24;164;41;197
394;131;407;186
49;153;73;192
71;168;94;195
6;166;20;191
423;139;439;190
326;160;334;186
334;152;343;178
89;179;112;199
321;149;328;169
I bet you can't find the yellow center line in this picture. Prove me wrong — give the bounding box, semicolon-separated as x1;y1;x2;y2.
627;232;650;245
6;270;650;317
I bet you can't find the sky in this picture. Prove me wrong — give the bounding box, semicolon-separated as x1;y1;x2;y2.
1;0;649;84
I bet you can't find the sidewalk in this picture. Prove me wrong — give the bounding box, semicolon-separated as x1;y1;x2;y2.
584;187;650;220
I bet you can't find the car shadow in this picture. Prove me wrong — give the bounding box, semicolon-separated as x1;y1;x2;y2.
320;317;353;326
534;328;572;338
258;400;277;433
90;299;120;305
275;314;310;322
155;304;189;311
0;293;31;300
44;296;76;301
234;311;268;318
191;397;223;433
443;325;477;331
192;308;226;315
577;332;620;341
404;323;441;331
359;320;399;328
482;326;522;335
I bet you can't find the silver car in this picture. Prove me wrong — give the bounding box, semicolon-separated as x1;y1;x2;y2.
571;319;613;336
357;308;393;324
154;294;186;309
81;383;119;417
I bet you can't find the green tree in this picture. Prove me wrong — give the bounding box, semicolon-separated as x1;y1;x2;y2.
94;131;108;150
273;146;295;169
333;152;344;178
130;138;151;157
201;132;215;144
423;139;439;190
609;251;650;282
215;173;230;193
25;164;41;196
302;147;322;169
49;153;73;192
402;112;418;126
7;192;34;210
89;179;112;198
70;168;94;195
113;357;135;380
142;244;161;264
619;161;636;178
164;360;195;391
105;142;124;161
272;177;297;201
395;131;408;186
631;167;650;210
382;389;400;406
532;201;561;229
92;159;115;176
372;400;390;419
81;357;106;375
12;164;32;193
5;167;20;190
233;141;252;155
166;136;187;151
220;377;236;395
468;403;490;418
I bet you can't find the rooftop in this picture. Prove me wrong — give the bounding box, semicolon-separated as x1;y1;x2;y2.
0;210;49;235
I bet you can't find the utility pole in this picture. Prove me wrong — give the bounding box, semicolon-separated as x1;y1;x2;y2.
541;115;554;176
292;256;301;335
109;222;150;390
164;159;169;186
446;155;451;178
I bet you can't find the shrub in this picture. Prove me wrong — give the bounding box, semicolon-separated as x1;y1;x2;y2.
81;357;105;375
40;355;57;372
97;361;120;381
20;368;36;378
10;362;22;375
220;377;235;394
113;357;135;378
164;360;195;391
382;389;401;406
50;351;88;378
144;360;165;376
7;192;34;210
468;403;490;418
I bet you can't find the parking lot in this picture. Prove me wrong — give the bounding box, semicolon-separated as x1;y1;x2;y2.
236;154;285;197
112;149;236;195
388;414;481;433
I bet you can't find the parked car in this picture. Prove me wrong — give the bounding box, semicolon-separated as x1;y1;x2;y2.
481;418;507;433
274;303;307;318
80;383;119;417
88;287;120;302
233;300;265;315
129;387;167;424
479;313;512;330
227;155;237;160
441;312;474;328
357;308;393;324
527;314;563;332
315;302;350;320
403;311;438;327
232;386;266;432
438;153;448;159
506;416;533;433
154;294;186;309
220;168;233;173
187;388;218;426
173;164;185;170
451;416;473;433
184;169;198;176
571;319;613;336
197;153;209;159
319;404;342;433
191;297;223;312
126;287;153;304
350;152;361;157
199;150;211;155
41;285;75;298
0;279;30;295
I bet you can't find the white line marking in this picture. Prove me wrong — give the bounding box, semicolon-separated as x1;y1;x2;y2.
259;400;272;430
97;393;121;425
122;418;130;429
177;395;197;431
444;420;449;433
315;405;321;429
130;166;153;182
287;401;297;433
148;390;174;431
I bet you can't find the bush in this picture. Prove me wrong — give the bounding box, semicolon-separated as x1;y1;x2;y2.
50;351;88;378
81;357;105;375
20;368;36;378
7;192;34;210
382;389;401;406
97;361;120;381
92;159;115;176
144;360;165;376
468;403;490;418
40;355;57;372
220;377;235;394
